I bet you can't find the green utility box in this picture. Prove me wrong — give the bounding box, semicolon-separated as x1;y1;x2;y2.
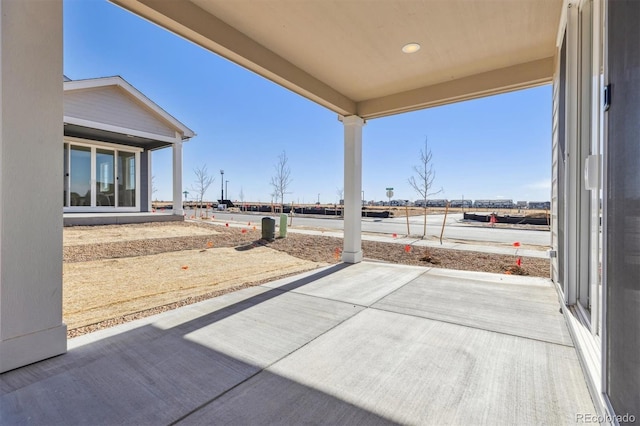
261;217;275;241
279;214;288;238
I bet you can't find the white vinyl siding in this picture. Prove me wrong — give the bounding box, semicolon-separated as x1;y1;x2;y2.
64;86;176;138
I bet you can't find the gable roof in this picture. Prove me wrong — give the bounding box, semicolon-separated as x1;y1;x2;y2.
64;76;195;139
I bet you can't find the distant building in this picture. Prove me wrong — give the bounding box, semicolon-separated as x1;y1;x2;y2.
527;201;551;210
426;199;448;207
473;199;514;209
414;199;448;207
449;199;473;208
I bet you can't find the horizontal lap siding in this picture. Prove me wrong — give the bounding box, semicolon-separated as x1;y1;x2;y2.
64;86;176;138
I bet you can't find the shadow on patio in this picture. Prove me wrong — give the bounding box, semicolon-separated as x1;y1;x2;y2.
1;262;594;425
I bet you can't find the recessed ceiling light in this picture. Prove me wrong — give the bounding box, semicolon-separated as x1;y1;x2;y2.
402;42;421;54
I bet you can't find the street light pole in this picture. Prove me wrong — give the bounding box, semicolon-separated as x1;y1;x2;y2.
220;169;224;202
225;180;229;201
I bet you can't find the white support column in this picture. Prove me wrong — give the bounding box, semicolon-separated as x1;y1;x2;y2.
172;140;183;215
342;115;365;263
0;0;67;373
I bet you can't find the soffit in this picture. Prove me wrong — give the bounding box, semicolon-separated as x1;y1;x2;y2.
112;0;562;118
64;124;171;150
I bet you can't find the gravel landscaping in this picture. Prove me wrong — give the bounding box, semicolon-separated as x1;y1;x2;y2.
64;221;550;337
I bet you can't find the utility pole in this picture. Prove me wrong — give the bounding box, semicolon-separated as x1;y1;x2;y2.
220;169;224;201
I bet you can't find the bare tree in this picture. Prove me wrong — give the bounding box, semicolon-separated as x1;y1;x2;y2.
151;175;159;210
151;175;158;197
189;164;215;217
408;137;442;238
270;150;292;210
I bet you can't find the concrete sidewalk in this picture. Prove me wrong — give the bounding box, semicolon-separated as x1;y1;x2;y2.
1;263;593;425
293;228;548;259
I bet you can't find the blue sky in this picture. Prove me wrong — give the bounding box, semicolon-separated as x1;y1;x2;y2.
64;0;551;204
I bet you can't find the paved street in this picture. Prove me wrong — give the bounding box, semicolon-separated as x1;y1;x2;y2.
193;211;551;247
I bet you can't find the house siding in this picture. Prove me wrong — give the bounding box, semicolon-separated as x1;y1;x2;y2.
140;149;149;212
64;86;176;138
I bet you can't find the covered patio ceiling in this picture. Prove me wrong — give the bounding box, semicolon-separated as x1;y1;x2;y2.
111;0;562;119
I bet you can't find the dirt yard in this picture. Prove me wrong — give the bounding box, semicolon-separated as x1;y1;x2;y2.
63;247;321;330
63;221;550;337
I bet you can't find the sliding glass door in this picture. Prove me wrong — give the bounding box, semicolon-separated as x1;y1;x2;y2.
118;151;136;207
63;140;139;210
69;145;91;207
96;149;115;207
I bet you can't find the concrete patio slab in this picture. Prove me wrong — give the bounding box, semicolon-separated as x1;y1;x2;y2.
1;262;594;425
1;268;363;425
181;289;363;368
262;262;428;306
373;268;573;346
178;369;398;425
181;308;593;425
2;321;257;425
